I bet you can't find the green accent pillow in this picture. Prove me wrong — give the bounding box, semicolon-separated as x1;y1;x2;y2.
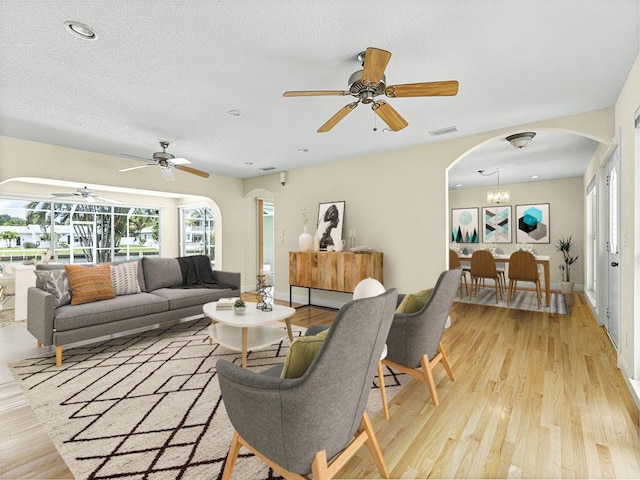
396;288;433;314
280;329;329;379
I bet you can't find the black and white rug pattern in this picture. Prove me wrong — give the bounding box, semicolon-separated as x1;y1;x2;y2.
9;317;406;480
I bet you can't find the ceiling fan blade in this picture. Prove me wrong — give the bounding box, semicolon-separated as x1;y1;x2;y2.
317;102;359;133
283;90;350;97
385;80;459;98
372;101;408;132
362;47;391;84
175;165;210;178
170;157;191;165
51;192;79;197
120;153;154;161
119;164;155;172
162;168;175;182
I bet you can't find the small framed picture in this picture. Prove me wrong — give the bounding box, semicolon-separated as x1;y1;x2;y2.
515;203;550;243
451;207;479;243
482;205;512;243
317;201;345;250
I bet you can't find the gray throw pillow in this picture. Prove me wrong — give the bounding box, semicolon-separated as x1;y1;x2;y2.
34;269;71;308
142;258;183;292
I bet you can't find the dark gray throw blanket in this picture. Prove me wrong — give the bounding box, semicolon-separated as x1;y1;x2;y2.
175;255;235;290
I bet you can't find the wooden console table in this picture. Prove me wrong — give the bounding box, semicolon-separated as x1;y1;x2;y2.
289;251;384;307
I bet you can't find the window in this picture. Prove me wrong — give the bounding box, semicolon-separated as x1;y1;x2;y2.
180;205;215;262
0;198;160;265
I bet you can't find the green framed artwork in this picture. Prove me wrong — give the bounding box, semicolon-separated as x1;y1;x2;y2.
451;207;479;243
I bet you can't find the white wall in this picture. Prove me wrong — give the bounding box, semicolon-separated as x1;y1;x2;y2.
245;108;614;307
449;177;585;288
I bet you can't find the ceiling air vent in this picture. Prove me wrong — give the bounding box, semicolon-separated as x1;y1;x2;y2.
429;126;458;136
260;167;276;171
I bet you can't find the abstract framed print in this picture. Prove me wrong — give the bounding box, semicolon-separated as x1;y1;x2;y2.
317;201;345;250
482;205;512;243
515;203;550;243
451;207;479;243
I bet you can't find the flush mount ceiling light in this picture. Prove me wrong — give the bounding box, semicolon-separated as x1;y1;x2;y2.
64;21;98;40
227;109;242;116
506;132;536;149
479;169;510;204
297;148;309;153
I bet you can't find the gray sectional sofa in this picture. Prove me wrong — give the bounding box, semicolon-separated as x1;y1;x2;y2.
27;256;240;366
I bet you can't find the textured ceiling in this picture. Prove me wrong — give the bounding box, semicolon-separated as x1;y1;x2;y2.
0;1;637;184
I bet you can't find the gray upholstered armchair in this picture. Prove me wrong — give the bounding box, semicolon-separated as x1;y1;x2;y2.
217;288;398;479
382;269;461;406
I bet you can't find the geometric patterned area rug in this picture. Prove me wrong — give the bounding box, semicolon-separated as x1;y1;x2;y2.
454;287;568;315
8;316;407;480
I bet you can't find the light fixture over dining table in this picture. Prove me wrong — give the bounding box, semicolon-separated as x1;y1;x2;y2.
479;169;510;204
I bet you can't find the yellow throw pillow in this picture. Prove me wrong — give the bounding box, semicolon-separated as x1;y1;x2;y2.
396;288;433;314
65;264;116;306
280;329;329;379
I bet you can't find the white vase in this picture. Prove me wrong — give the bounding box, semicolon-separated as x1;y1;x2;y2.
313;230;320;252
299;226;313;251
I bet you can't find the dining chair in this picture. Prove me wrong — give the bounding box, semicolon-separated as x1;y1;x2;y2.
470;250;503;303
507;250;542;308
449;249;469;298
217;289;398;480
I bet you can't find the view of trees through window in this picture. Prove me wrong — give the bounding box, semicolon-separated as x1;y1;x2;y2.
0;198;160;265
181;206;215;262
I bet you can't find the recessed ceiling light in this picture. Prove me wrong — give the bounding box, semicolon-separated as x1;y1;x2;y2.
64;21;98;40
531;175;540;179
455;184;463;188
297;148;309;153
244;162;254;165
227;109;241;116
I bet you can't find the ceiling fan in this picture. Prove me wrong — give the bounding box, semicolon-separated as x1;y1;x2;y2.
51;186;120;204
283;47;459;133
119;141;210;181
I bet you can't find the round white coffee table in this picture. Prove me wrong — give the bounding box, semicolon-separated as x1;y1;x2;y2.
203;301;296;368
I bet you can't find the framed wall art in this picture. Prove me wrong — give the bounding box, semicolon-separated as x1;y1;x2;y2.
515;203;550;243
317;201;345;250
451;207;479;243
482;205;512;243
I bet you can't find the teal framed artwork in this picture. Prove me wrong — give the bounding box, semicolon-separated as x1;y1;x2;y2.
451;207;479;243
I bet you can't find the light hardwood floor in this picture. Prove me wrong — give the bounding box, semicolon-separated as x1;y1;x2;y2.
1;292;638;479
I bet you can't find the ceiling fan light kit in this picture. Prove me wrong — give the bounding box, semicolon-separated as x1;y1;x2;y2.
506;132;536;149
283;47;459;133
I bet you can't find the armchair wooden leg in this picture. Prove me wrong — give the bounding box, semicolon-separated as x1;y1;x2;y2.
55;346;63;367
311;450;330;480
420;354;439;406
221;431;242;480
438;343;456;381
377;361;389;420
360;412;390;479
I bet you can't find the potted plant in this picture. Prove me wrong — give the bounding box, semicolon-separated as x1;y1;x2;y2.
555;236;579;295
234;299;246;315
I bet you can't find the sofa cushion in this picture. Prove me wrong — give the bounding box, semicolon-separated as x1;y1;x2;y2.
151;287;233;310
54;292;169;332
34;269;71;308
142;258;183;292
111;261;141;296
112;259;147;292
65;264;116;306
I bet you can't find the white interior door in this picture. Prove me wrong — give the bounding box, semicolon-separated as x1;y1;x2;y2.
605;149;620;348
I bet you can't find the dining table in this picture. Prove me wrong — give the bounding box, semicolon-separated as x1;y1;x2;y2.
457;252;552;307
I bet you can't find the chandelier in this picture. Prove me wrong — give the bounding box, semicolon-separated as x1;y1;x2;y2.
480;169;510;204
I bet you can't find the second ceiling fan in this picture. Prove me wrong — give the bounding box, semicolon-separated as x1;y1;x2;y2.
284;47;459;133
120;142;210;181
